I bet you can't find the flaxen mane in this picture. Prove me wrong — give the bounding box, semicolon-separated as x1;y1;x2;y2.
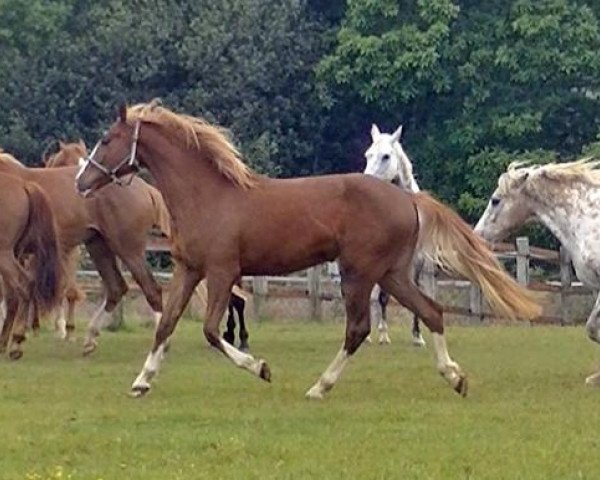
501;158;600;192
0;150;23;166
128;102;258;189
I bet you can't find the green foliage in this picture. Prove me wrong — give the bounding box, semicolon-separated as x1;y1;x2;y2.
0;0;329;175
318;0;600;218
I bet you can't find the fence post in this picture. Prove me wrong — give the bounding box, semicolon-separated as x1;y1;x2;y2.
421;259;436;300
308;266;322;321
560;246;572;326
469;285;483;322
252;276;268;320
516;237;530;286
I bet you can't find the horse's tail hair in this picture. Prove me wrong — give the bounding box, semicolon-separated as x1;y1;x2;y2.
19;183;64;314
147;185;172;238
413;192;542;321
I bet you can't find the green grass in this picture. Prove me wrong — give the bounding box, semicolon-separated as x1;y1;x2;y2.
1;321;600;479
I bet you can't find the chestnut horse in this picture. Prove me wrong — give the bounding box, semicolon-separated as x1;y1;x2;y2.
76;102;541;399
0;148;170;355
44;140;251;351
0;172;63;359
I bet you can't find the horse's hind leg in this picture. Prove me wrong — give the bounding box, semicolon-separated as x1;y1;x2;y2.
0;294;18;354
379;272;467;396
306;275;372;400
377;288;391;344
83;237;128;355
131;262;201;397
234;294;249;352
223;303;236;345
411;259;426;347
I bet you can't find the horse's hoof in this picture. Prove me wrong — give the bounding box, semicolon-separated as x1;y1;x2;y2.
258;360;271;382
365;336;372;344
239;344;250;353
9;350;23;361
412;336;426;348
378;335;391;345
585;372;600;386
82;341;97;356
130;385;151;398
305;386;324;400
454;375;468;397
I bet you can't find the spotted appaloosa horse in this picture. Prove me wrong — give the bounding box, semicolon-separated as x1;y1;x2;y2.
363;123;426;346
475;159;600;385
76;101;540;399
0;172;63;359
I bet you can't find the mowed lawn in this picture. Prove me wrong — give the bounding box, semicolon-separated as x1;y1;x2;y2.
1;320;600;479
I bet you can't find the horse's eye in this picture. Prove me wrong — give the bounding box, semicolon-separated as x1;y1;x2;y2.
491;197;501;207
101;137;110;146
381;154;390;162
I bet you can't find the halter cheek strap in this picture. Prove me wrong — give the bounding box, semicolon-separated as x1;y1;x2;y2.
77;119;142;187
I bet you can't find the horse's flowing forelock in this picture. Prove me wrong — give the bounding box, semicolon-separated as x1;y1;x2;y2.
127;103;258;189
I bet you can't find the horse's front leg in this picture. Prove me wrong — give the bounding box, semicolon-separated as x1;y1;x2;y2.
203;271;269;381
131;262;201;397
585;293;600;385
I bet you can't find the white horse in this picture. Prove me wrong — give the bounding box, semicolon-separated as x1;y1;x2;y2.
363;124;426;347
474;159;600;385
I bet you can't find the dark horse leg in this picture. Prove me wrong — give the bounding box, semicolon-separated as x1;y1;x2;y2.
306;273;373;399
82;236;128;355
377;289;391;344
379;270;467;396
223;303;236;346
131;262;201;397
232;292;249;351
410;257;426;347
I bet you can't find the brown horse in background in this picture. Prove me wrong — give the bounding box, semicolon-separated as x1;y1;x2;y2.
76;102;541;399
0;173;63;359
0;147;170;356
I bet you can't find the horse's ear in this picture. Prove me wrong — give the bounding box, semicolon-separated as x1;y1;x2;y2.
391;125;403;142
58;140;66;149
118;103;127;123
371;124;381;141
78;138;87;149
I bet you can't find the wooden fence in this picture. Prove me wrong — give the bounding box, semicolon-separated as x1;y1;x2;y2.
78;236;593;325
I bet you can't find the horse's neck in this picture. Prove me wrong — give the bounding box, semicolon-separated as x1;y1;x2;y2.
138;127;230;228
393;144;420;193
527;177;599;254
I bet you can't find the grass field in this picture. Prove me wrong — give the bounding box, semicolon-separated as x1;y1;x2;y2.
1;320;600;479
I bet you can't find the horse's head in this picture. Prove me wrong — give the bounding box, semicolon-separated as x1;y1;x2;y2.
363;124;419;192
76;104;141;197
44;140;87;168
474;164;535;242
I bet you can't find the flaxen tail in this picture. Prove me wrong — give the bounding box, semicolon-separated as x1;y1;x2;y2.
147;185;172;238
413;192;541;321
20;183;63;314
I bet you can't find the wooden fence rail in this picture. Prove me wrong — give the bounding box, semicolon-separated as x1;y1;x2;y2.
80;235;592;325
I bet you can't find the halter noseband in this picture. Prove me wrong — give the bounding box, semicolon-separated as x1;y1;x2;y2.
77;119;142;187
